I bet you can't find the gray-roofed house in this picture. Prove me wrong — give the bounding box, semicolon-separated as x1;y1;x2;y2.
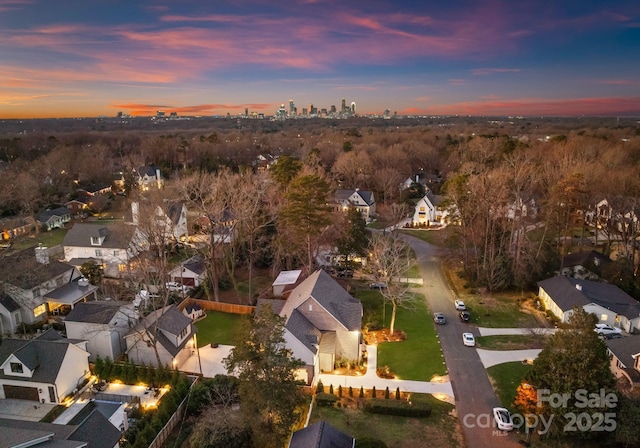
606;336;640;391
36;206;72;231
65;301;138;362
169;255;207;288
259;269;363;384
289;420;355;448
538;276;640;333
136;164;163;190
131;200;188;242
0;247;96;333
412;189;449;226
63;223;144;278
560;250;611;280
125;305;197;368
0;328;90;403
334;189;376;222
0;411;121;448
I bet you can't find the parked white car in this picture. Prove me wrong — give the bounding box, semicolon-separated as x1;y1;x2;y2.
462;332;475;347
454;300;466;311
594;324;622;337
165;282;191;293
493;407;514;431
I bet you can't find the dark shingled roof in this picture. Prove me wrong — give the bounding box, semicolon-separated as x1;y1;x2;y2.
0;292;21;312
285;309;322;355
0;248;73;289
281;270;362;331
562;250;611;269
65;301;125;324
606;336;640;369
289;421;354;448
538;276;640;319
67;407;122;448
63;223;136;250
0;329;86;385
165;201;184;226
127;305;196;357
181;255;206;275
334;189;375;206
36;206;70;223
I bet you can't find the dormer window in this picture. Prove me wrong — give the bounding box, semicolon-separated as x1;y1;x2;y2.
90;236;102;246
10;362;23;373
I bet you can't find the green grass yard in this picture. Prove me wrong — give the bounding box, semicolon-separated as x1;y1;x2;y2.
193;311;247;347
486;361;532;408
475;335;547;350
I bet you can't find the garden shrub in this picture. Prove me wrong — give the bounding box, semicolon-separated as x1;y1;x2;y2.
316;392;338;407
363;398;431;417
356;437;388;448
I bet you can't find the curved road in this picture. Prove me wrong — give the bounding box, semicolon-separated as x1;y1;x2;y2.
402;234;523;448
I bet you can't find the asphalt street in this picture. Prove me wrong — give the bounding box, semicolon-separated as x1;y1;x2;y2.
402;233;524;448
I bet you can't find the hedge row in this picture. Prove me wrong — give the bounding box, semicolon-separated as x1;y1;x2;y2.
363;398;431;417
316;392;339;406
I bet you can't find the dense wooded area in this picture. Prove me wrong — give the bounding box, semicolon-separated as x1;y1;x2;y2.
1;116;639;298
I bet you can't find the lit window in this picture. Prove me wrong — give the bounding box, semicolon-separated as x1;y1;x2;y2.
118;264;127;273
601;315;608;322
33;304;47;317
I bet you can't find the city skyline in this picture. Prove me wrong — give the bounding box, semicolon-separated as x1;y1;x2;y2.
1;0;640;119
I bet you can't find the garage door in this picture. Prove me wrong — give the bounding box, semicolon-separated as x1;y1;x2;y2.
3;385;39;401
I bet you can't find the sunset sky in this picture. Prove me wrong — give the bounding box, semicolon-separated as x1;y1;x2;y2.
1;0;639;118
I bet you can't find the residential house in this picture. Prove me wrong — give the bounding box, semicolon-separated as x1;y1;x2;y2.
131;200;188;242
0;413;121;448
412;190;448;226
334;189;376;222
169;255;207;288
66;192;92;217
0;215;35;241
560;250;611;280
606;336;640;391
289;421;355;448
537;276;640;333
63;223;144;278
0;247;97;333
0;328;90;403
76;182;113;197
136;165;163;191
258;269;363;384
125;305;197;368
65;301;138;362
36;206;72;231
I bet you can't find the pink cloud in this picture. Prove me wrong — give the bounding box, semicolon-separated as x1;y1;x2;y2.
471;68;521;76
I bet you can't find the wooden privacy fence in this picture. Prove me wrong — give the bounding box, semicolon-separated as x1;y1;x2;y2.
178;297;255;315
148;376;200;448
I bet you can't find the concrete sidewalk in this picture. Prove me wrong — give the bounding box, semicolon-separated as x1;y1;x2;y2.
317;345;454;401
476;348;542;369
477;327;556;337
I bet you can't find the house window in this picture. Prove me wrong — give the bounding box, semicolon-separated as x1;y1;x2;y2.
33;304;46;317
32;288;40;299
10;362;23;373
420;207;425;212
118;264;127;273
601;314;608;322
113;250;119;257
95;249;102;257
13;312;21;325
90;236;101;245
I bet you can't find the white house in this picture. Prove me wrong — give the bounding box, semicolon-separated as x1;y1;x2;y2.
258;270;363;384
334;189;376;222
65;301;138;362
537;276;640;333
63;223;144;278
169;255;207;288
412;190;448;226
125;305;197;368
0;247;97;333
0;329;90;403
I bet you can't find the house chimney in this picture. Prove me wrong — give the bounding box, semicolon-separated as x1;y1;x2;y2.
131;201;139;225
156;168;162;188
35;244;49;264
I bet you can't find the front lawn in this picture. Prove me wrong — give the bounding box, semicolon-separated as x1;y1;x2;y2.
10;228;67;251
309;393;461;448
194;311;247;347
375;294;446;381
486;362;532;408
475;335;548;350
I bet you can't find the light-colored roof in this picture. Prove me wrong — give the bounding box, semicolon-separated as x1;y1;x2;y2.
273;270;302;286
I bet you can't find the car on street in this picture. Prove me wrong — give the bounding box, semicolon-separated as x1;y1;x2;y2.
369;282;388;290
454;300;467;311
594;324;622;337
462;332;475;347
336;269;354;278
493;407;514;431
433;312;446;325
165;282;191;293
459;310;471;322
